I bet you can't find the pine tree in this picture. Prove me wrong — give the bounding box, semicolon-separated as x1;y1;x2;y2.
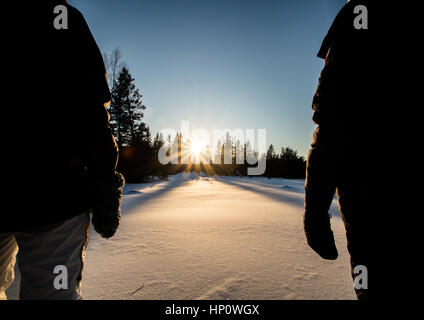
266;144;276;159
214;139;222;164
110;67;146;147
223;132;232;164
280;147;301;161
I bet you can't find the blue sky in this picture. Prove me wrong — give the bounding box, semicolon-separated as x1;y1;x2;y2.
69;0;345;157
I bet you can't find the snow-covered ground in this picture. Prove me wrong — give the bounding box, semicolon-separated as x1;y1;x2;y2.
6;173;357;300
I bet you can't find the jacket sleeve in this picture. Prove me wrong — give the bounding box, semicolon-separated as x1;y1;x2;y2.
310;2;353;147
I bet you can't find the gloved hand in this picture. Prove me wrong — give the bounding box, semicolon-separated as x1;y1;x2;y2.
304;213;338;260
91;171;125;239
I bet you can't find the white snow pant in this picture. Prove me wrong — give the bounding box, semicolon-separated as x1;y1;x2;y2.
0;212;90;300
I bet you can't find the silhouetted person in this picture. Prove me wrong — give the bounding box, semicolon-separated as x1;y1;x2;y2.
0;1;124;299
304;0;379;300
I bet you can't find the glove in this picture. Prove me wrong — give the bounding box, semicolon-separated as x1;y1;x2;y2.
304;213;338;260
304;145;338;260
91;171;125;239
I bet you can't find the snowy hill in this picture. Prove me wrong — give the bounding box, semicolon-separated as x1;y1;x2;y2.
6;173;356;300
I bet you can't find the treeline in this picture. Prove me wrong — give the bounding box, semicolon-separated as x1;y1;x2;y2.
264;145;306;179
159;132;306;179
103;49;306;182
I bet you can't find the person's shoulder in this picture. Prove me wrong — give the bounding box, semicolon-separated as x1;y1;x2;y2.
42;0;84;17
335;0;372;23
65;2;83;18
331;0;372;37
333;0;359;25
64;1;87;26
341;0;371;12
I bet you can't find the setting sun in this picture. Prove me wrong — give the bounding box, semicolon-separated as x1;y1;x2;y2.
190;141;203;156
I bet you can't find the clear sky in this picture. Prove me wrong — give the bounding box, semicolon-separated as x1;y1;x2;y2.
68;0;345;157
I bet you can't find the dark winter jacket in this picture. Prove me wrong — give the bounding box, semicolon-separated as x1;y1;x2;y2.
2;1;119;232
310;0;376;153
304;0;380;300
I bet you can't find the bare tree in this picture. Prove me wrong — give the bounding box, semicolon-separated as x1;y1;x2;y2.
103;48;126;92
